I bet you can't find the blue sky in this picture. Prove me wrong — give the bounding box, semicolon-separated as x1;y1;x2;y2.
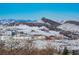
0;3;79;21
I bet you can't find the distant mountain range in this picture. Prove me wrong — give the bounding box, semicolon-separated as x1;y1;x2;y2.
0;17;79;33
15;19;36;22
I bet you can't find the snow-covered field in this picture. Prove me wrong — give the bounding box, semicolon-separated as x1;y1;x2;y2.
3;38;79;52
33;40;79;51
0;23;79;54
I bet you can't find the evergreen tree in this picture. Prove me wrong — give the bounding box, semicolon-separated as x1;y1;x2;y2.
62;47;69;55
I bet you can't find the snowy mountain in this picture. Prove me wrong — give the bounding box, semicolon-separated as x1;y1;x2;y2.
37;19;45;23
57;23;79;33
0;19;15;25
65;20;79;25
41;17;61;26
1;18;79;33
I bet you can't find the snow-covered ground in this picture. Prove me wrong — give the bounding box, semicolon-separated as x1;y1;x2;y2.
3;37;79;51
14;24;61;36
0;24;61;37
57;23;79;33
0;24;79;53
33;40;79;51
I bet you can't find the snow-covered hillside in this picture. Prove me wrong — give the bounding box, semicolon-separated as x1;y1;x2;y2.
15;24;60;36
37;19;45;23
57;23;79;33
